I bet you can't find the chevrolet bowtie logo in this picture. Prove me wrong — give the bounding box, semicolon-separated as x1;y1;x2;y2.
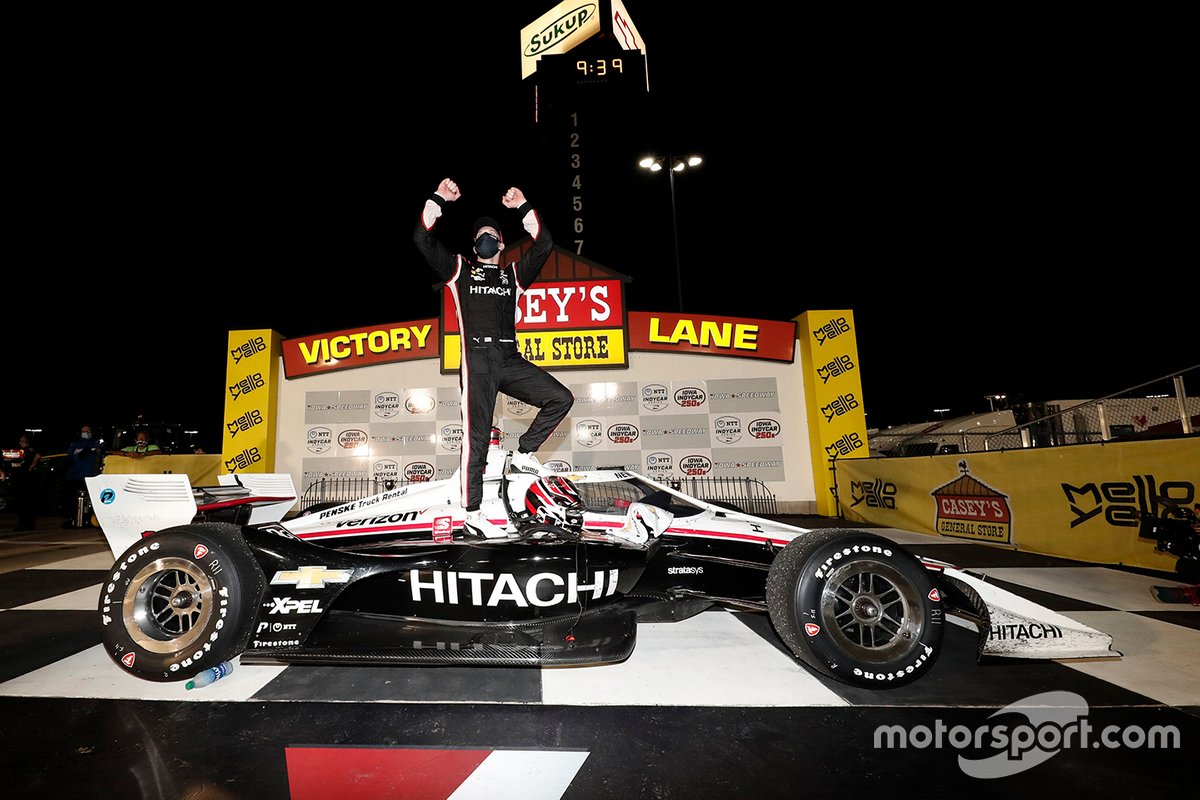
270;566;353;589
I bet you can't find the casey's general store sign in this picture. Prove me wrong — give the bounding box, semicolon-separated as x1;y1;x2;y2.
280;277;795;378
440;278;628;372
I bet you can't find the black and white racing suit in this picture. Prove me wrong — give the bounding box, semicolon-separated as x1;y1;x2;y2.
414;193;574;511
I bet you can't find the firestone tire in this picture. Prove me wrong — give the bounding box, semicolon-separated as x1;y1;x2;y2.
766;529;943;688
98;522;265;682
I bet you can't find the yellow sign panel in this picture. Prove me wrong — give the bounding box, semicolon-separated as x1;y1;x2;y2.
797;310;869;515
442;329;626;371
834;439;1200;572
221;330;282;474
104;454;222;486
520;1;602;78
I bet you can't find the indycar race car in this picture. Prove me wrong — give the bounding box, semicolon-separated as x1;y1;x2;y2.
87;444;1120;690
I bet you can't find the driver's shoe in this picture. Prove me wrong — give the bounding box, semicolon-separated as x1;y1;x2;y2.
509;450;550;476
464;510;511;539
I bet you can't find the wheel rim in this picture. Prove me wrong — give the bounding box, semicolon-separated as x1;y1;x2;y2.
817;559;925;664
123;558;214;654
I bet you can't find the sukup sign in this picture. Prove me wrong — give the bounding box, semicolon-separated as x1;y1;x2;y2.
520;1;601;78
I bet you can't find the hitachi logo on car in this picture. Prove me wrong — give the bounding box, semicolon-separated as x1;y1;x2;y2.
410;569;619;607
814;544;893;579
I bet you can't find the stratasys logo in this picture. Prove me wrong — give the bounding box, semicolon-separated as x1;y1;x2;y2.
523;3;596;56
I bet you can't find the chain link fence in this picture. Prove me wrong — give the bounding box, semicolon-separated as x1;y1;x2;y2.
869;364;1197;457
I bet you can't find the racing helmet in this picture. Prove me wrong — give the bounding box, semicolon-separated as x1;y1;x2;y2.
524;475;585;530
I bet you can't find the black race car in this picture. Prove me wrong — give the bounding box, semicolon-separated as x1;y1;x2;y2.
88;451;1119;690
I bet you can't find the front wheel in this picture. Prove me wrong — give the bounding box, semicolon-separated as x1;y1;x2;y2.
98;523;265;682
766;529;943;688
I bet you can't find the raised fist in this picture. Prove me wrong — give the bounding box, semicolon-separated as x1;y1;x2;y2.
501;187;526;209
437;178;461;202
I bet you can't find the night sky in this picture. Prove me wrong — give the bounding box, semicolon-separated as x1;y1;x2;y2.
7;3;1193;452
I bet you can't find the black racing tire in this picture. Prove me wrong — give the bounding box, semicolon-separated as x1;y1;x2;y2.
766;529;943;688
1176;557;1200;583
98;522;266;682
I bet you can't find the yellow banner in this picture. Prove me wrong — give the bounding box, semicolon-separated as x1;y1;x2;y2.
442;329;626;371
798;310;869;515
104;454;222;486
833;438;1200;571
221;330;282;474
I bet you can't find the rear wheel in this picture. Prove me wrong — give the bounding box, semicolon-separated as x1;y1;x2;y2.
98;523;265;682
766;529;943;688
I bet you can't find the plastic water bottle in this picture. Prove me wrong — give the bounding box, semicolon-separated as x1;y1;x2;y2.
185;660;234;690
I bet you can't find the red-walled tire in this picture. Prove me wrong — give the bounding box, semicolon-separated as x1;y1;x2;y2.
766;529;943;688
98;523;265;682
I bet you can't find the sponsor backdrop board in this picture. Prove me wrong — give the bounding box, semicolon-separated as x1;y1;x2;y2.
222;330;283;474
274;350;815;509
833;437;1200;571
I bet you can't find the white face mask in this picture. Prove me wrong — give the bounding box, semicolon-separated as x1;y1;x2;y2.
81;432;92;439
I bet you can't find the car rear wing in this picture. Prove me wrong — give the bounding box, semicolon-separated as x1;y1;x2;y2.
87;473;297;558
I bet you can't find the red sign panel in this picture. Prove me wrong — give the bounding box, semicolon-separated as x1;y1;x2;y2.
628;312;796;362
281;320;440;378
441;279;623;333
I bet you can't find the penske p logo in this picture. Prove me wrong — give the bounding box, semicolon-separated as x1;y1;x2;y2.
410;569;619;607
271;566;353;590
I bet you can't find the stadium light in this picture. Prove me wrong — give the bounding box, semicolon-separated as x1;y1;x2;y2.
639;153;703;312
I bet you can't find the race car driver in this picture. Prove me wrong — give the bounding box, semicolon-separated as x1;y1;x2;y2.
414;178;574;539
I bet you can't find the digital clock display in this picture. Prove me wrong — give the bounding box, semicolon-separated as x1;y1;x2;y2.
576;58;624;77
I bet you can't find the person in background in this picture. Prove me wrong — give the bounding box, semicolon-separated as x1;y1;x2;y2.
2;434;42;531
63;424;104;528
117;430;162;458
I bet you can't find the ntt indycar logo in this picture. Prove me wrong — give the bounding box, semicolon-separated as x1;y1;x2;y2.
641;384;669;412
874;691;1180;778
306;427;333;454
410;568;619;607
374;392;401;419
